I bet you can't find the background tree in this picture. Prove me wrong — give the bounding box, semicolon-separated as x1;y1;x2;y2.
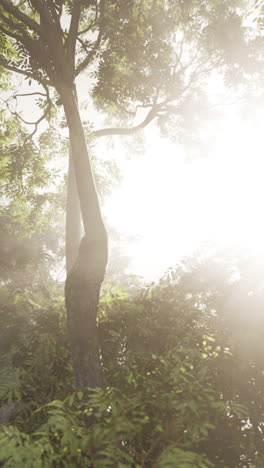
0;0;253;389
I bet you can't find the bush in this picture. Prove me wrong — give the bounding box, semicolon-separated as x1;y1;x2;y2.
0;254;264;467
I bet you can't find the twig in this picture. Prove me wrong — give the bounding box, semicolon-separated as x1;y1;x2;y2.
75;29;102;76
0;0;43;37
75;0;105;76
3;83;53;138
92;100;171;138
14;92;47;98
78;0;99;36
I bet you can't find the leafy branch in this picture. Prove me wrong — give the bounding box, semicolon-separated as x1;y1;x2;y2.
2;84;54;138
75;0;105;76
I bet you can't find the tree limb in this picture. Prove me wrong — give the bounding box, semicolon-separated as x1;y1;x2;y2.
75;0;105;77
29;0;65;69
75;29;102;76
0;15;54;82
92;103;164;138
0;23;25;43
0;55;38;81
92;52;218;140
65;0;81;68
46;0;63;36
77;0;99;36
0;23;47;78
0;10;37;44
14;91;47;98
3;86;53;138
76;36;90;53
0;0;43;37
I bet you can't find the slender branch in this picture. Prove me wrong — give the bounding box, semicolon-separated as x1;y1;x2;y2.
0;55;38;81
92;64;210;139
92;53;218;140
14;91;47;98
75;0;105;76
77;0;99;36
0;0;43;37
0;24;24;45
77;36;90;52
172;30;185;74
3;90;53;138
0;15;53;81
75;29;102;76
116;102;136;116
6;108;49;127
0;29;40;73
92;104;164;138
0;10;35;43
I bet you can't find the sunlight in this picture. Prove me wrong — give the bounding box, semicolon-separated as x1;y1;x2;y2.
105;111;264;279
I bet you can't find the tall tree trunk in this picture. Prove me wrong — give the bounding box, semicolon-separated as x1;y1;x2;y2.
61;84;108;389
66;147;81;273
66;86;81;274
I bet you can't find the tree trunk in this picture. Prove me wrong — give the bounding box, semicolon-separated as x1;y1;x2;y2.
61;84;108;389
66;86;82;274
66;147;81;273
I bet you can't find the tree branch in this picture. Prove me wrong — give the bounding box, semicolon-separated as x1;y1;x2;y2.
92;103;164;138
76;36;90;53
75;29;102;76
0;14;54;82
29;0;64;62
92;53;216;140
0;55;38;81
0;10;36;44
14;91;47;98
75;0;105;77
46;0;63;36
65;0;81;68
3;84;53;138
0;23;25;43
77;0;99;36
0;0;43;37
30;0;56;32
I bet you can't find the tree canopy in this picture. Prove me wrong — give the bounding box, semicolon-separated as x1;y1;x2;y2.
0;0;252;135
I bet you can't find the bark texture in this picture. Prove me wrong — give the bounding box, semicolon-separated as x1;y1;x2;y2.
61;85;108;389
65;232;107;389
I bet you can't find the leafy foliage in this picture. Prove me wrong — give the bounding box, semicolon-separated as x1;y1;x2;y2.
0;1;264;467
1;251;264;467
93;0;246;113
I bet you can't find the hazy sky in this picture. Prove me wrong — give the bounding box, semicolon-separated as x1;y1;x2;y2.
7;71;264;281
103;102;264;279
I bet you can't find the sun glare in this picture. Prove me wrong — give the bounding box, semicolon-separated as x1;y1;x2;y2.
105;110;264;279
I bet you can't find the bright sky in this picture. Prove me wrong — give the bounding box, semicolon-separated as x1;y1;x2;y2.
7;73;264;281
103;105;264;280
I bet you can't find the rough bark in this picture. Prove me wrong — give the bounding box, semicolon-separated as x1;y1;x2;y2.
61;84;108;389
65;233;107;389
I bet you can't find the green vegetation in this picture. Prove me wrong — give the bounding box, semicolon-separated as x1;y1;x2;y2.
1;1;264;466
1;254;264;467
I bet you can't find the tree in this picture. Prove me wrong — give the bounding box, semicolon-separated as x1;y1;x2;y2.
0;0;250;390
